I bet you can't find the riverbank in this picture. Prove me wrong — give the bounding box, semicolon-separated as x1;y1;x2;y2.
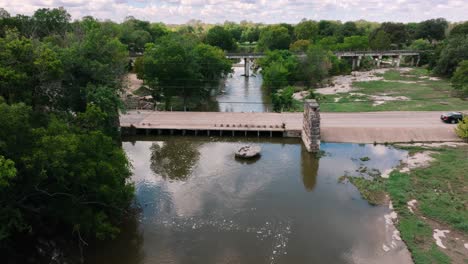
293;68;468;113
348;143;468;263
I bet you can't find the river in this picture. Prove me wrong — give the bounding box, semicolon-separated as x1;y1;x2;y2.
84;65;412;263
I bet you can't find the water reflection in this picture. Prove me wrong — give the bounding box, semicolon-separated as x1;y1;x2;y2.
300;146;319;191
86;139;410;264
150;139;200;180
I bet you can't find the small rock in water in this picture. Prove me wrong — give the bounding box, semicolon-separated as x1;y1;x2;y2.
235;145;261;159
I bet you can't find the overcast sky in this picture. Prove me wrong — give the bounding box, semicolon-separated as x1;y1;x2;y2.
1;0;467;24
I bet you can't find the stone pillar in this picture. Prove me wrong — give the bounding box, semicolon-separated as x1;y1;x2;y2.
410;57;415;67
352;57;357;70
244;57;250;77
396;55;401;68
416;55;420;67
357;56;362;68
391;56;396;67
302;99;320;153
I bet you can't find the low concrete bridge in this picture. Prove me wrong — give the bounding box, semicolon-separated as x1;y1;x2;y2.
226;50;421;75
120;105;461;152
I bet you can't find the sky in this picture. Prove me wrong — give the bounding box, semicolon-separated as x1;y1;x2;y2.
1;0;467;24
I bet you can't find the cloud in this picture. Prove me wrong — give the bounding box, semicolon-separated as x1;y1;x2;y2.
0;0;467;23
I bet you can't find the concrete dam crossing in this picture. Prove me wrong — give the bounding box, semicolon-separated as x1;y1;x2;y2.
120;110;460;143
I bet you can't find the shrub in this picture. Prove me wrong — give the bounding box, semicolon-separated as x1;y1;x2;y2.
455;116;468;142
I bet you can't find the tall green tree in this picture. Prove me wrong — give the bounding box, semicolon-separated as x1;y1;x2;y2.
257;25;291;51
415;18;448;42
31;7;70;38
294;20;319;42
451;60;468;97
205;26;237;51
138;34;231;109
369;30;392;50
434;35;468;76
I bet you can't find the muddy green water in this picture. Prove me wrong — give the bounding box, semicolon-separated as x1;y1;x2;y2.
85;137;408;264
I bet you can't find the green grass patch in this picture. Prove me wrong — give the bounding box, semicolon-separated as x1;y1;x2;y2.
349;146;468;263
319;68;468;112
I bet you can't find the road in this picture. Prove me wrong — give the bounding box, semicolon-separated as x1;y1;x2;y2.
120;111;461;143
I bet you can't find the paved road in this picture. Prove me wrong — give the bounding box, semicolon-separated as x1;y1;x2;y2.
120;111;461;143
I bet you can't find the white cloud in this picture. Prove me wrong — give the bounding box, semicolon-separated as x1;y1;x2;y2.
1;0;467;23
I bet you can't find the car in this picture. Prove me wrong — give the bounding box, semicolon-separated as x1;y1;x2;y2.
440;112;464;124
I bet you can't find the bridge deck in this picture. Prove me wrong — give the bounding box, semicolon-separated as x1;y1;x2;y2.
120;111;461;143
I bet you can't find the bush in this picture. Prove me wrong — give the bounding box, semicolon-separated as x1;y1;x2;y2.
451;60;468;97
455;116;468;142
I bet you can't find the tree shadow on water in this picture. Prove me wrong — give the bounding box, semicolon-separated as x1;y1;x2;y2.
150;139;201;181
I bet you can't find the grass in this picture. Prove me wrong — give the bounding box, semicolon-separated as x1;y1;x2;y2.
318;68;468;112
349;146;468;263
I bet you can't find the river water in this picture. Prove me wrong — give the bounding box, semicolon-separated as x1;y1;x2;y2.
85;137;411;264
215;66;271;112
85;66;412;263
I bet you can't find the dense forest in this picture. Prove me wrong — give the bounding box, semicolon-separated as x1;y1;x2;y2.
1;6;467;262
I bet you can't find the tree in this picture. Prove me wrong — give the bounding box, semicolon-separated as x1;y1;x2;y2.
369;30;391;50
272;86;295;112
257;25;291;51
259;50;298;90
455;117;468;142
337;36;369;51
450;22;468;37
451;60;468;97
378;22;409;48
434;35;468;76
339;22;362;39
138;34;231;109
294;20;319;42
409;39;433;65
416;18;448;42
205;26;237;51
318;20;339;37
289;39;311;52
31;7;71;38
240;26;260;43
297;46;332;87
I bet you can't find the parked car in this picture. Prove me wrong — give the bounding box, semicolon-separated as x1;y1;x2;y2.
440;112;464;124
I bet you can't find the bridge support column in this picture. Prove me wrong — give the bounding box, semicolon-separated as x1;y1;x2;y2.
396;55;401;68
357;56;362;68
416;55;420;67
352;57;357;70
377;55;382;68
410;56;415;67
302;99;320;153
244;57;250;77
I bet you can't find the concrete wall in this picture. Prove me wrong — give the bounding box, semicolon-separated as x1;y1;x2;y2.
302;100;321;152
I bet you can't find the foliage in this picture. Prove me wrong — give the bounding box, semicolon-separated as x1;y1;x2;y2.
0;155;16;188
409;39;433;65
289;39;311;52
336;35;369;51
449;22;468;37
272;86;295;112
455;117;468;142
137;34;232;109
375;22;409;48
31;7;71;38
415;18;448;42
240;26;260;43
434;34;468;76
205;25;237;51
451;60;468;97
257;25;291;51
259;50;298;91
369;29;391;50
297;46;332;87
294;20;319;42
